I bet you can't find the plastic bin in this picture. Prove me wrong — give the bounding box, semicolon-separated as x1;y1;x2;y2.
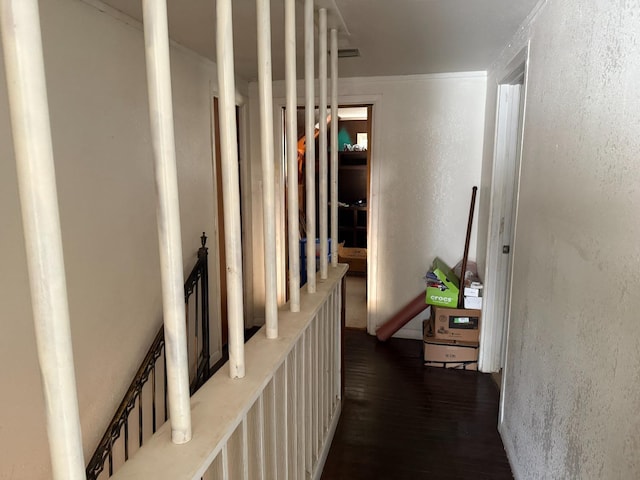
300;238;331;285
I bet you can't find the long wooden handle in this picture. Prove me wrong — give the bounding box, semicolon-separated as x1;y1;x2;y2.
458;186;478;308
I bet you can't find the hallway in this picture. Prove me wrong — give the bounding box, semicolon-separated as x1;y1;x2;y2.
344;275;367;330
322;330;513;479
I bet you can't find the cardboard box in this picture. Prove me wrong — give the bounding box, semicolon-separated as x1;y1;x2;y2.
338;244;367;274
463;286;483;297
422;317;434;339
431;257;459;285
425;258;459;308
423;336;479;370
433;306;481;342
464;296;483;309
426;285;458;308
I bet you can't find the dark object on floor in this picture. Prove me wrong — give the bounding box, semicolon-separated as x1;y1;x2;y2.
321;330;513;480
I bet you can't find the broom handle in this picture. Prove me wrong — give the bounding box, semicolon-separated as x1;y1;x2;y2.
458;186;478;308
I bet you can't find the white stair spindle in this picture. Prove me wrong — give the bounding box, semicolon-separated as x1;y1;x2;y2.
304;0;316;293
141;0;192;444
330;28;339;267
217;0;246;378
318;8;328;280
256;0;278;338
0;0;86;477
285;0;301;311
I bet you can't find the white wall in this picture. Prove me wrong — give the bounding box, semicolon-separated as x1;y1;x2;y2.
250;73;487;334
0;1;244;477
481;0;640;478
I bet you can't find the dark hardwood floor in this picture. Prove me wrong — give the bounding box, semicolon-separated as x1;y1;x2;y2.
321;330;513;480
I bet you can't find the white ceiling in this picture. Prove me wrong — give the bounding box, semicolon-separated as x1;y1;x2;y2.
98;0;540;82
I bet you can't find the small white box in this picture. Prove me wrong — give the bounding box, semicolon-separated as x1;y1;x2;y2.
464;296;483;309
463;286;483;297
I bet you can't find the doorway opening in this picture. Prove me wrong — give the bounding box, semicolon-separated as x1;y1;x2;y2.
282;104;372;329
335;106;371;330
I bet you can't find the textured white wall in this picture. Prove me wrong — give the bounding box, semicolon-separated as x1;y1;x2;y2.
256;74;486;333
0;1;235;477
482;1;640;478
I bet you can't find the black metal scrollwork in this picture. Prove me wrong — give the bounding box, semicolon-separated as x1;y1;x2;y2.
86;234;210;480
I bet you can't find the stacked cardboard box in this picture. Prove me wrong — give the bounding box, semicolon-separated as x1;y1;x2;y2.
423;306;481;370
433;306;480;342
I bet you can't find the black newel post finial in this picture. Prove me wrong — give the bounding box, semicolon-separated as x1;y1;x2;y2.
198;232;208;261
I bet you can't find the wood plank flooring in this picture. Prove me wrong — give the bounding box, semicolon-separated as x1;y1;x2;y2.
321;330;513;480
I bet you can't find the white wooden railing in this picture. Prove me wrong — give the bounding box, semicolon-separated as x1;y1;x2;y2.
2;0;343;477
110;265;346;480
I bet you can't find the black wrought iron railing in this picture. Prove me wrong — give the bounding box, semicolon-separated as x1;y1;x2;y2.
185;234;211;394
86;233;211;480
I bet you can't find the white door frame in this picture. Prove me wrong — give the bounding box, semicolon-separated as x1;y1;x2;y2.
324;95;382;337
209;84;252;359
479;45;530;388
272;92;383;334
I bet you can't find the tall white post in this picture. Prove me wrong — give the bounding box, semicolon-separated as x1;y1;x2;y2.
285;0;300;312
318;8;328;280
141;0;192;444
217;0;246;378
304;0;316;293
0;1;86;478
330;28;339;267
256;0;278;338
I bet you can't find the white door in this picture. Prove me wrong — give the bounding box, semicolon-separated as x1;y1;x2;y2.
498;83;525;366
479;61;527;378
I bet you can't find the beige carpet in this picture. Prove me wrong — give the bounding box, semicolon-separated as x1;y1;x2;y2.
345;275;367;329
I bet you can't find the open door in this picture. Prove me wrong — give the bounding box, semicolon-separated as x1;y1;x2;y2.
480;48;528;423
